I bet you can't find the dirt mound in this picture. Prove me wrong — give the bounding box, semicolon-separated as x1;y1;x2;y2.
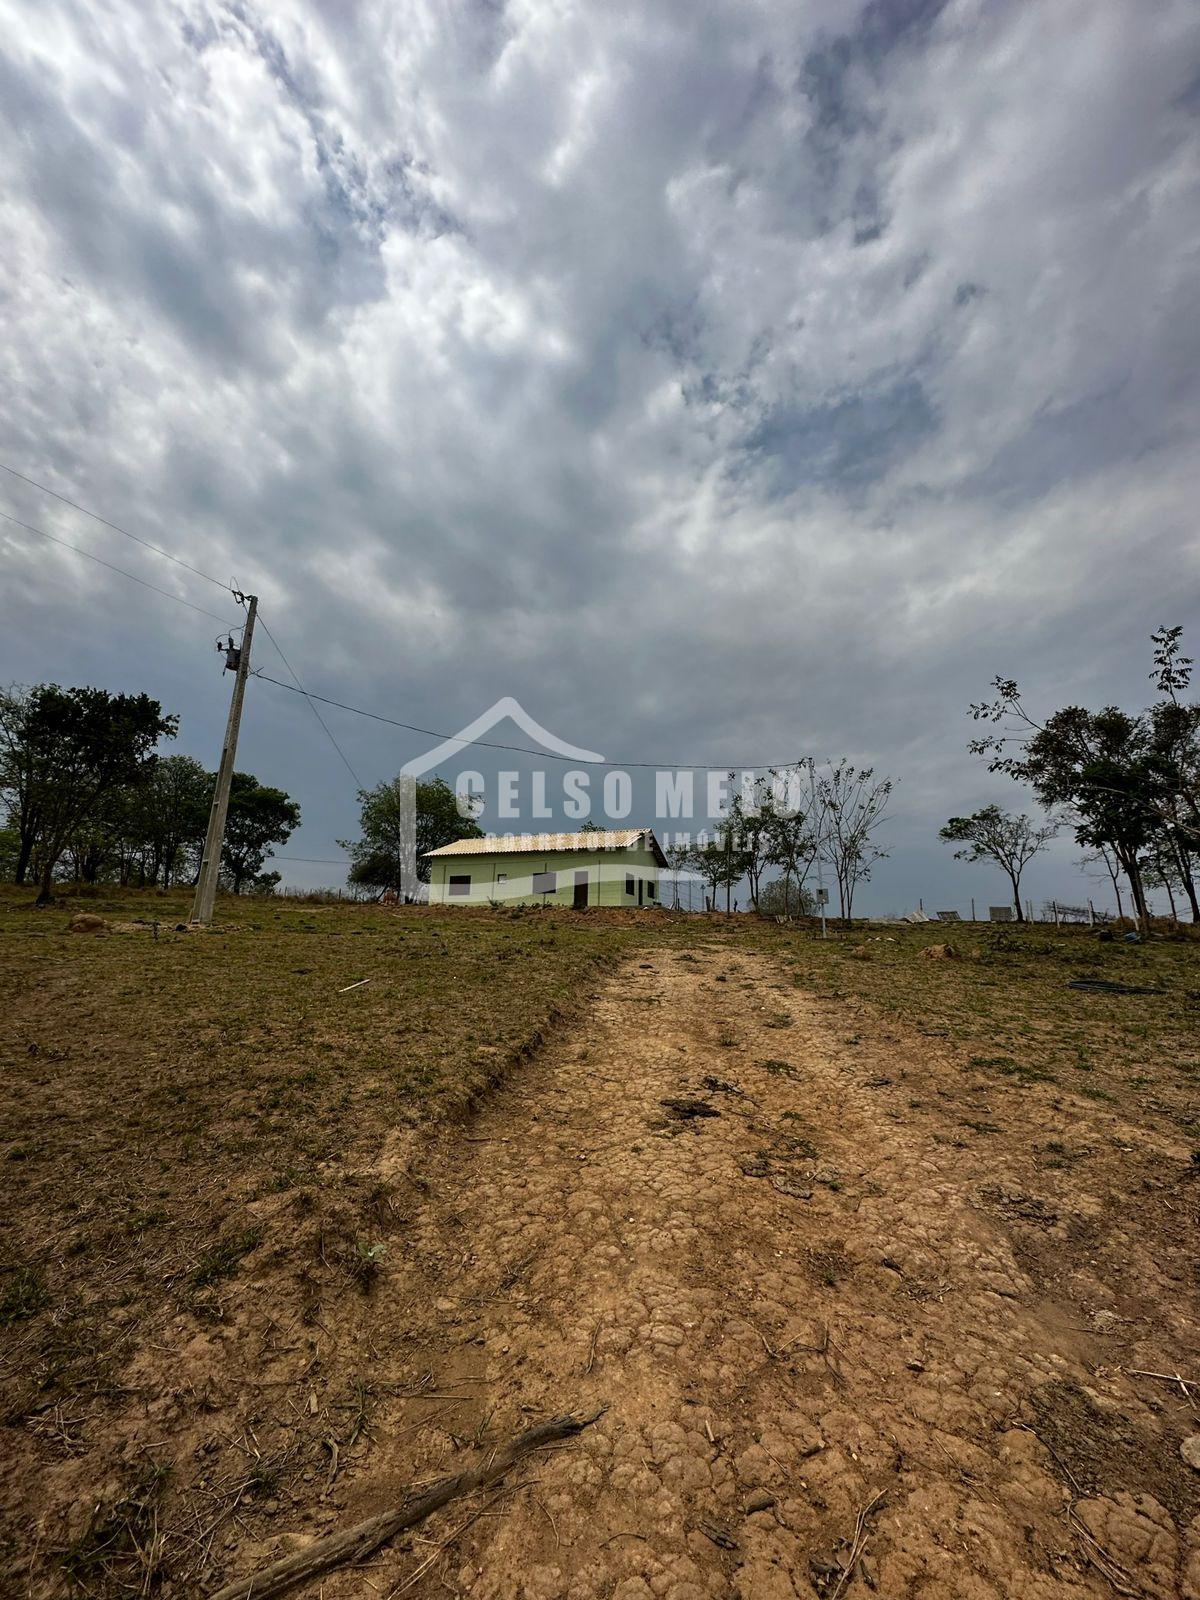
918;941;957;959
67;913;110;935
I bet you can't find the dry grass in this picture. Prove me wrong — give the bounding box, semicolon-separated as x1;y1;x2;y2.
1;889;1196;1595
0;888;659;1593
751;919;1200;1152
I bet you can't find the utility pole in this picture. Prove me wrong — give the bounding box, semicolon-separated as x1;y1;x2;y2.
191;594;257;926
807;757;827;939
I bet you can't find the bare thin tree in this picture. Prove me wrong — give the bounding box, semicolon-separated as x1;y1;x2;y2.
815;761;893;924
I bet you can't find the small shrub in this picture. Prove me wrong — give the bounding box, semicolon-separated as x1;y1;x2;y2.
349;1240;387;1293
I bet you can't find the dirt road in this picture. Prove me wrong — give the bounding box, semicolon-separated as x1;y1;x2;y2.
299;946;1198;1600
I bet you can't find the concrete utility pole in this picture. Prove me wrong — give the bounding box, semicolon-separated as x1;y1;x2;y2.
191;594;257;926
807;757;828;939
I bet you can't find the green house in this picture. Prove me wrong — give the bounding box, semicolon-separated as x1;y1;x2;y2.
425;828;668;908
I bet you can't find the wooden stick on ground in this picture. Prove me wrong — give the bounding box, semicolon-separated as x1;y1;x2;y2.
829;1490;886;1600
208;1408;605;1600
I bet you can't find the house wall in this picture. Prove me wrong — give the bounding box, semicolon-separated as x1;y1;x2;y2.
427;844;661;907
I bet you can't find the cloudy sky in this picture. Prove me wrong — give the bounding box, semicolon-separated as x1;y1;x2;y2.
2;0;1198;912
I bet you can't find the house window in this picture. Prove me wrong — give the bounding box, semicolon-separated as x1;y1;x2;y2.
532;871;556;894
646;881;656;901
448;874;470;896
496;873;508;883
625;874;635;896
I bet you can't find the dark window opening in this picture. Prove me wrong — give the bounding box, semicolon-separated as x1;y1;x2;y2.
646;881;656;901
625;874;635;896
448;874;470;896
532;871;556;895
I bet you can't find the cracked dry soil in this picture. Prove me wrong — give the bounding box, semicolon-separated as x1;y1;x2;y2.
309;947;1199;1600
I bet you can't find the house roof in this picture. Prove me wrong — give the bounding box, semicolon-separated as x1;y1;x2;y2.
425;828;669;867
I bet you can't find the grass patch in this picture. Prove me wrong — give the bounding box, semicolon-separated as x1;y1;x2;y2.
191;1227;263;1288
969;1055;1056;1084
0;1265;49;1325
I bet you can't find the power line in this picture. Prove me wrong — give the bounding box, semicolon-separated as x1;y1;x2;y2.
4;461;807;773
256;613;365;789
252;670;806;770
273;854;351;864
0;460;235;593
0;507;239;626
4;466;358;791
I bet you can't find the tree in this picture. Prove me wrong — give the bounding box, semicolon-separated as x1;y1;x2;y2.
938;805;1057;922
0;686;46;884
1077;845;1125;920
968;629;1200;926
1143;629;1200;918
341;775;482;897
664;841;692;909
816;761;892;924
220;772;300;894
971;685;1158;924
688;822;749;912
757;877;816;917
142;754;213;888
765;778;820;918
728;772;778;911
0;820;18;881
0;684;177;902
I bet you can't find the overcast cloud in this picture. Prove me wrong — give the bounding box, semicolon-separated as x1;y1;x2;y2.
2;0;1198;911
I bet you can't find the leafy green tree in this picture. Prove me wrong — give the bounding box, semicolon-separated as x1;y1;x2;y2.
1143;628;1200;918
220;772;300;894
142;755;212;887
728;773;777;911
0;684;177;901
0;820;18;881
757;877;816;917
689;820;751;912
970;630;1200;925
938;806;1057;922
972;689;1157;923
341;775;482;896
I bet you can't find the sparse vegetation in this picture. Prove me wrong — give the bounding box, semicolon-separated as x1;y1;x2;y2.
1;887;1196;1594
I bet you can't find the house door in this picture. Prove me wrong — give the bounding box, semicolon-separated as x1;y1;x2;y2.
573;871;589;909
637;878;644;906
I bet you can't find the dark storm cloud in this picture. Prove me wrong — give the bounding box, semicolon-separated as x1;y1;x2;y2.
1;0;1198;913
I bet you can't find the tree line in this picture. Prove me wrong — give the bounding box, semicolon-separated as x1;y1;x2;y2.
336;764;895;922
0;683;300;902
941;626;1199;924
670;759;894;921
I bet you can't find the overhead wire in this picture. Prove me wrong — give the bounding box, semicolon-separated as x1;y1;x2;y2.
273;854;351;864
2;463;368;794
0;507;240;626
4;460;809;776
255;613;365;789
251;670;808;771
0;459;235;593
